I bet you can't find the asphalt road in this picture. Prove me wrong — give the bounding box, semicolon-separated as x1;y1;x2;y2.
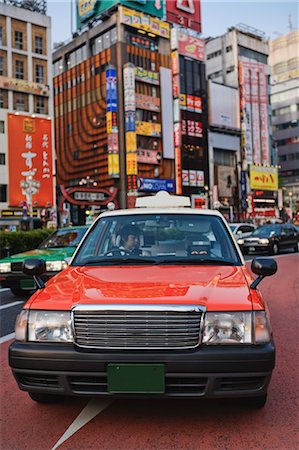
1;251;298;450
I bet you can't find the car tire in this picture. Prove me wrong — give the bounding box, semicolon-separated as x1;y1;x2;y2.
28;392;63;403
243;394;267;408
270;242;279;255
10;288;32;298
294;243;299;253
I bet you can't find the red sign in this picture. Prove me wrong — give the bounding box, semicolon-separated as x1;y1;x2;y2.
137;149;161;165
178;32;205;61
167;0;201;32
8;114;53;207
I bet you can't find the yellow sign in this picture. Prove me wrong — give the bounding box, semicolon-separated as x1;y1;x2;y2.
0;76;49;96
120;6;170;39
23;118;36;133
126;132;137;151
136;121;161;137
250;165;278;191
108;154;120;177
126;153;138;175
106;112;112;134
180;93;186;109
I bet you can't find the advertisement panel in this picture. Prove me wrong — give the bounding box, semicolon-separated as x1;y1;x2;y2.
160;67;175;159
8;115;53;207
136;121;161;137
123;63;137;180
137;178;175;193
250;165;278;191
178;32;204;61
77;1;165;29
135;94;160;111
208;81;239;129
134;67;159;85
106;65;119;177
137;149;161;165
0;76;49;96
166;0;201;32
120;6;170;38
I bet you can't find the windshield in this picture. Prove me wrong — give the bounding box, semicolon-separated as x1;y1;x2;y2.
73;214;241;266
39;228;88;249
252;225;280;238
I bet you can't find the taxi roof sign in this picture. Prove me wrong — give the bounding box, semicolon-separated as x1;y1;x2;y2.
135;191;191;208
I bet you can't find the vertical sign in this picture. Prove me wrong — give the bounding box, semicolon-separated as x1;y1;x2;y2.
106;65;120;177
8;115;53;207
171;35;182;194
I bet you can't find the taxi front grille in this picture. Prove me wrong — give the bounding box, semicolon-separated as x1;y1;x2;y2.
11;262;23;272
72;305;203;350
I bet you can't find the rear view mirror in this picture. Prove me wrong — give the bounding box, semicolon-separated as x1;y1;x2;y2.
250;258;277;289
23;258;46;289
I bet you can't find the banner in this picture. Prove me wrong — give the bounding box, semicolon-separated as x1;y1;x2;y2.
8;115;53;207
250;165;278;191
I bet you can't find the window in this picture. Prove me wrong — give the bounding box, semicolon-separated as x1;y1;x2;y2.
15;60;24;79
207;50;222;60
0;185;7;203
14;93;27;111
14;31;23;50
226;45;232;52
35;64;44;83
0;153;5;164
35;96;46;114
0;89;8;109
0;121;4;133
0;27;3;46
238;46;267;64
34;36;43;54
0;56;3;76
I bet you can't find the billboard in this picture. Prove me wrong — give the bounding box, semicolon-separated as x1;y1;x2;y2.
119;6;169;38
8;115;53;207
249;165;278;191
77;0;165;29
166;0;201;32
106;65;119;177
208;81;239;129
137;178;175;193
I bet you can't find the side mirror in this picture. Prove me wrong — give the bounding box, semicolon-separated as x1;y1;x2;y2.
250;258;277;289
23;258;46;289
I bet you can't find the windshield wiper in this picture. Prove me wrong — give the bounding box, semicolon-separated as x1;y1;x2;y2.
154;258;236;266
79;257;157;265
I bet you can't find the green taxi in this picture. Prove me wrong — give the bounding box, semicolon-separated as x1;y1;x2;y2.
0;226;88;297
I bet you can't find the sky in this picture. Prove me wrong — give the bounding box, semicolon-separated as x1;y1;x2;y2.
47;0;299;47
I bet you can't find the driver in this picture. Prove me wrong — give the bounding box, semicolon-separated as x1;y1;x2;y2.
108;224;142;256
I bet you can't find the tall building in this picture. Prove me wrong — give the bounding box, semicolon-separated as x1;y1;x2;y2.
205;24;279;222
0;0;55;230
269;30;299;217
52;2;208;224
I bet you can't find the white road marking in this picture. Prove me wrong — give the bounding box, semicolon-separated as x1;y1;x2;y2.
0;301;23;310
0;332;15;344
51;398;113;450
0;288;10;293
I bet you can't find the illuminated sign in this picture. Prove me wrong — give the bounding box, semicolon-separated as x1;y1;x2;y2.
120;6;170;38
177;32;204;61
106;65;119;177
0;76;49;96
135;94;160;111
166;0;201;32
137;149;161;164
137;178;175;192
250;165;278;191
134;67;159;85
136;121;161;137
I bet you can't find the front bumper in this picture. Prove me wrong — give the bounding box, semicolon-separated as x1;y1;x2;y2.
9;340;275;398
243;244;270;253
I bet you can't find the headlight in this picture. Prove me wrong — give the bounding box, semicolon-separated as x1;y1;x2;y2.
202;312;252;344
259;238;269;244
28;311;73;342
46;260;68;272
237;239;244;245
15;309;29;341
0;262;11;273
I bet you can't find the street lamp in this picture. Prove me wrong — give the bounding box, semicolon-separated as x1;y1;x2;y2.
79;176;97;187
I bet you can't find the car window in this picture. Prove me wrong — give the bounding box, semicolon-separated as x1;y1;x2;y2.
252;225;280;238
39;228;87;249
73;214;242;265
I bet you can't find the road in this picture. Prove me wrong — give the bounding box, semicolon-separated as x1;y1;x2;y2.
1;251;298;450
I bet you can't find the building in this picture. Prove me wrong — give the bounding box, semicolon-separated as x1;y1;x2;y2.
269;30;299;218
205;24;278;221
0;0;55;230
52;2;209;224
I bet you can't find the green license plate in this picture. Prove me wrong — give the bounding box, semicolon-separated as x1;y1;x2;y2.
107;364;165;394
20;279;36;290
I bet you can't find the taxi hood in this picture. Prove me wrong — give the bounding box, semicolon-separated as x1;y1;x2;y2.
27;264;253;311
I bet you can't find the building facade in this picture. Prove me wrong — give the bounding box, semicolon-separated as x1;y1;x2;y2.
0;1;55;230
53;3;209;224
205;24;278;221
269;30;299;218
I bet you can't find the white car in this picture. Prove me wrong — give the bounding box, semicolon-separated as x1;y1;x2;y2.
229;223;256;238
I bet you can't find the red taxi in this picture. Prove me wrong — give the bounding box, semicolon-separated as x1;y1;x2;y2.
9;192;277;407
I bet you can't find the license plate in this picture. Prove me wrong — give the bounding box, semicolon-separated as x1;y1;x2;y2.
249;247;255;252
107;364;165;394
20;279;36;289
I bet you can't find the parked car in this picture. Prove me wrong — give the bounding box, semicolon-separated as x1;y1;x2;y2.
0;226;88;296
10;191;277;408
238;223;299;255
229;223;256;238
